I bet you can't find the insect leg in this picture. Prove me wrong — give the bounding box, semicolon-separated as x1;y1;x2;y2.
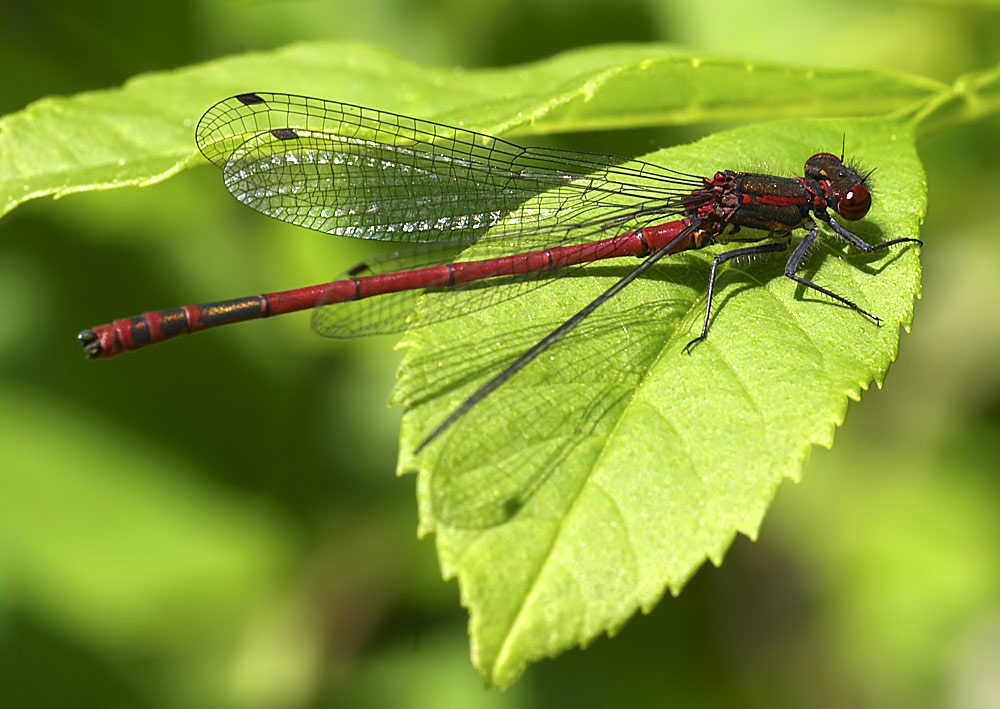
824;214;923;252
783;224;883;323
683;237;790;353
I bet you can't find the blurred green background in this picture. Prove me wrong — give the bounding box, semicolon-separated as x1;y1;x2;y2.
2;1;999;707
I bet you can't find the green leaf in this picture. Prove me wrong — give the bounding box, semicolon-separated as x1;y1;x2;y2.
394;117;924;687
1;40;940;688
913;62;1000;134
1;40;943;218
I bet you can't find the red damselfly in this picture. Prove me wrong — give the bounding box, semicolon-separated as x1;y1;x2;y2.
79;92;922;452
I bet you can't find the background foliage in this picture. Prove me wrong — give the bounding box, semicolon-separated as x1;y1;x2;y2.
1;1;999;707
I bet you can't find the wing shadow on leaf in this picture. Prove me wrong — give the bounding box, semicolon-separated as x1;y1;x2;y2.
401;259;707;414
411;266;698;529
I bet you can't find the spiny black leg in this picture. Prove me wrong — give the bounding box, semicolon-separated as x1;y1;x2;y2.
825;215;923;251
784;225;882;323
684;238;790;353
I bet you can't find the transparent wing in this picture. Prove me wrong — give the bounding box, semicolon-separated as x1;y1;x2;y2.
195;92;703;247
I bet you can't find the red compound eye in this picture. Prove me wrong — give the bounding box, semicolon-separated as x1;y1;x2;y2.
838;183;871;221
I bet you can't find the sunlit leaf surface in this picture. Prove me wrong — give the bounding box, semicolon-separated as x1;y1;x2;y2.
396;119;924;686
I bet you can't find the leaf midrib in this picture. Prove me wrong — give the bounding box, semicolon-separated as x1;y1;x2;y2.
489;250;716;675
